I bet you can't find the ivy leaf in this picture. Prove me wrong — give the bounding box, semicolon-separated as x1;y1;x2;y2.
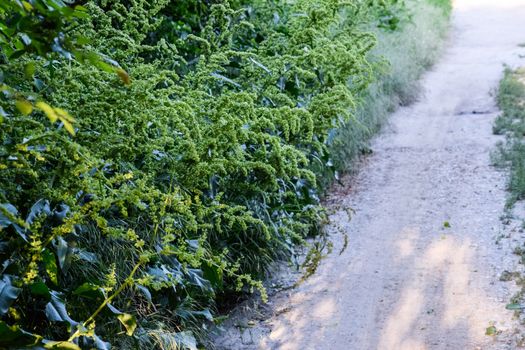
42;249;58;285
0;276;21;316
117;313;137;336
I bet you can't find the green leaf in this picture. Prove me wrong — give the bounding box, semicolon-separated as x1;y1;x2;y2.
54;236;69;270
45;292;78;327
173;331;197;350
26;199;50;225
24;62;35;78
203;262;223;289
0;321;41;347
43;341;81;350
117;313;137;336
72;283;102;299
30;282;50;298
506;303;525;310
0;276;21;316
485;325;497;336
15;99;32;115
42;249;58;285
136;284;152;303
0;203;18;228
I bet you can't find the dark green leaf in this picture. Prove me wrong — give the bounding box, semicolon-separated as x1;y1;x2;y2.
30;282;51;298
0;321;41;347
26;199;51;225
42;248;58;285
136;284;152;303
0;203;18;228
0;276;21;316
45;292;78;327
72;283;102;299
106;303;122;315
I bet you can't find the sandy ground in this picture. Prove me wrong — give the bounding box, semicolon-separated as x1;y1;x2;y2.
213;1;525;349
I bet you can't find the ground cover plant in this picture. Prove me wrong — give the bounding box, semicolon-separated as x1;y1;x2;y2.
494;68;525;207
0;0;449;348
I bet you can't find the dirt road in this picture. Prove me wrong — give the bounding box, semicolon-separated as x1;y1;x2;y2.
215;1;525;349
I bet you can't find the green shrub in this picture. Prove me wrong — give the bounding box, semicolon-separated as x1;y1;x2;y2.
0;0;409;348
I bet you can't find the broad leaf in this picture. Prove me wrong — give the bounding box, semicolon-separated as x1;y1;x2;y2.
45;292;78;327
30;282;51;298
117;313;137;336
72;283;102;299
0;321;41;347
136;284;152;303
0;276;21;316
43;340;81;350
26;199;51;225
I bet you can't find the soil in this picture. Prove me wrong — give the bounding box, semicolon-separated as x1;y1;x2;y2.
213;0;525;348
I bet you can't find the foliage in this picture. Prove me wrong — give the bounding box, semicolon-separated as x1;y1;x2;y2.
0;0;449;348
329;0;451;179
493;68;525;207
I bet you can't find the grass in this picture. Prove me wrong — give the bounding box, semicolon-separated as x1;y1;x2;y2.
493;68;525;207
330;0;451;175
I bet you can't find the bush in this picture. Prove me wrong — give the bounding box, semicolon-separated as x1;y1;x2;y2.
0;0;447;348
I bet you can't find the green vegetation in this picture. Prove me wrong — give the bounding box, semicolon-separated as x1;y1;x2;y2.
0;0;450;348
331;0;450;175
494;68;525;207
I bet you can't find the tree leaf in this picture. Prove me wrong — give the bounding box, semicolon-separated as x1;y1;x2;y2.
117;313;137;336
0;276;21;316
